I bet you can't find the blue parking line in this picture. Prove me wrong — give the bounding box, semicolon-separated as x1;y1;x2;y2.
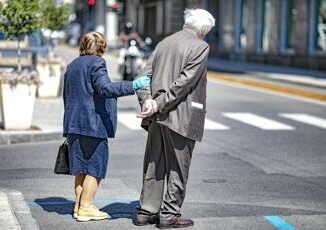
264;216;296;230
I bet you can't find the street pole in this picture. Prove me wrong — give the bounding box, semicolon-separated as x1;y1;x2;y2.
106;0;119;45
95;0;105;34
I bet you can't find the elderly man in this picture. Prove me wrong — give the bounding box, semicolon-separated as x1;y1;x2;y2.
134;8;215;229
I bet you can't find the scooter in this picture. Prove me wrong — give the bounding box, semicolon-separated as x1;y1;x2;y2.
119;37;152;81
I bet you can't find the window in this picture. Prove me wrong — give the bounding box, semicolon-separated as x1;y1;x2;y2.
144;6;156;38
316;0;326;51
286;0;297;49
239;0;248;49
262;0;272;51
314;0;326;51
220;0;234;50
257;0;272;52
205;0;219;54
235;0;248;51
281;0;297;52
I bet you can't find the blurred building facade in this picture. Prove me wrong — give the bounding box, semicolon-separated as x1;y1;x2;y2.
74;0;124;43
125;0;196;43
125;0;326;71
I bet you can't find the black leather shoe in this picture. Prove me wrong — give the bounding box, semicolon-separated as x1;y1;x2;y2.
156;218;194;229
133;214;159;226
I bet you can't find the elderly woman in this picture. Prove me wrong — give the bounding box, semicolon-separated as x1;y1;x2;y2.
63;32;150;222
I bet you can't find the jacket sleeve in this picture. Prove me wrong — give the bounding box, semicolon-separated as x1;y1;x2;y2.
154;43;210;114
63;72;67;107
91;58;135;98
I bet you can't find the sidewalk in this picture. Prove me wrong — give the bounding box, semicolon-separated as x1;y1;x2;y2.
207;58;326;102
208;58;326;88
0;98;63;145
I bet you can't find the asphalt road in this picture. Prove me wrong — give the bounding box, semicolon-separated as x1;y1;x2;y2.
1;46;326;229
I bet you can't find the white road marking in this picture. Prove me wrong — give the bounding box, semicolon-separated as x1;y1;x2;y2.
223;113;295;130
204;118;230;130
118;112;230;130
279;113;326;129
118;112;142;130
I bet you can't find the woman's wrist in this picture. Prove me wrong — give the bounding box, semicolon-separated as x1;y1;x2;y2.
132;76;151;90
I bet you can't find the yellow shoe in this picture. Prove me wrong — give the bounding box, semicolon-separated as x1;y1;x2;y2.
77;204;109;222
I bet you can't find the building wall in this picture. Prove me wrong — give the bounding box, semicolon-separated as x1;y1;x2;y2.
213;0;326;71
186;0;202;8
125;0;185;43
125;0;326;71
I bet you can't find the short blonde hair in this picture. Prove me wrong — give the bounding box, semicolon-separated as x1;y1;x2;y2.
79;32;107;57
183;9;215;37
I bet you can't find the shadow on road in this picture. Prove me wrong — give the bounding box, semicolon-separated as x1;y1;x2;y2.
34;197;74;216
101;200;139;220
33;197;139;220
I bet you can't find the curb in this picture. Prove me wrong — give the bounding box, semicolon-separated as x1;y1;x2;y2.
1;189;40;230
0;130;63;145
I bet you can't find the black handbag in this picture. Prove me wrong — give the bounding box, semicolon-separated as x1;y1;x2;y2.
54;140;70;174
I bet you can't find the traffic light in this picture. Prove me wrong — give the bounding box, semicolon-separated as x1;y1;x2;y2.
88;0;96;6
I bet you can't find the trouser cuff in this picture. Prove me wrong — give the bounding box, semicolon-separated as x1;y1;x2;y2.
159;213;180;225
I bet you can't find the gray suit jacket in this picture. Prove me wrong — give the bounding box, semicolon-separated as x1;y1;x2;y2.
137;28;210;142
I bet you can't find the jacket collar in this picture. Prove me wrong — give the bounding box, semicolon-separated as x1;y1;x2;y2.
182;27;200;39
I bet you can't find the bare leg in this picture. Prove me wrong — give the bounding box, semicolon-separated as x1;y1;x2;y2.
74;174;86;212
80;175;101;207
77;175;108;221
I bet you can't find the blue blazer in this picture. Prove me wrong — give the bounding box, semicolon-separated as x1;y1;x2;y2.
63;55;134;138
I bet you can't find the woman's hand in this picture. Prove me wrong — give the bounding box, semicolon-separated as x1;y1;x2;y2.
132;76;151;90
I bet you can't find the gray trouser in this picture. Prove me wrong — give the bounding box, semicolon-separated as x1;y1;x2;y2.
137;122;195;223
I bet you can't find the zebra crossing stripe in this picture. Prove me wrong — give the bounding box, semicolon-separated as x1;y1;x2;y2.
118;112;230;130
279;113;326;129
223;113;295;130
204;118;230;130
118;112;142;130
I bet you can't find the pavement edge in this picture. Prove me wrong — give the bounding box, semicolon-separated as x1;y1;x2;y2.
0;131;63;145
1;189;40;230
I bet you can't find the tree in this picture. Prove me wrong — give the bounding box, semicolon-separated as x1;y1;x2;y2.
41;0;71;32
0;0;42;72
40;0;71;56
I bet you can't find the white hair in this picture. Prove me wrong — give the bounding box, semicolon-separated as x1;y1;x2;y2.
183;8;215;37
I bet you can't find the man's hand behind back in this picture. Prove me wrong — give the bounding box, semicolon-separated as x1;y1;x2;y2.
137;99;158;118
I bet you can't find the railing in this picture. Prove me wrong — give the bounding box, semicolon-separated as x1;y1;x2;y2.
0;48;37;70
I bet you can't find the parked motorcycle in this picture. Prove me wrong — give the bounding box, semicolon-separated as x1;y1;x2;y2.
119;37;152;81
